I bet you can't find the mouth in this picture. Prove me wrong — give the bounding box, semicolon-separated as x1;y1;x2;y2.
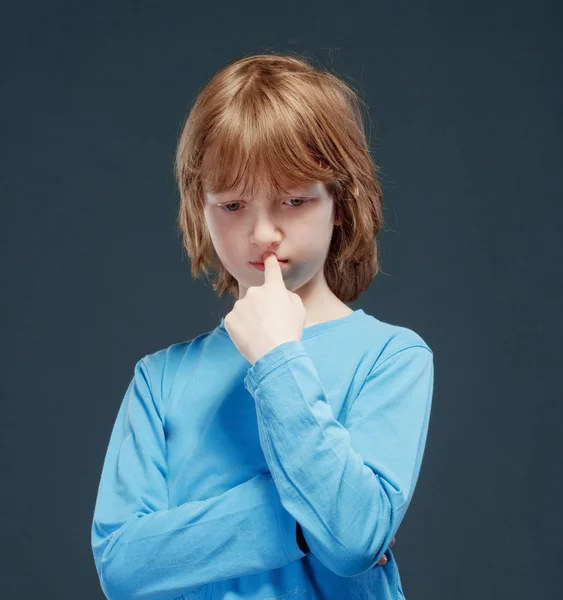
250;259;288;270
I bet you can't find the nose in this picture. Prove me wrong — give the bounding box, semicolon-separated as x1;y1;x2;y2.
249;213;283;248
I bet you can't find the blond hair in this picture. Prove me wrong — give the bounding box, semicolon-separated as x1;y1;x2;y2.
174;52;385;303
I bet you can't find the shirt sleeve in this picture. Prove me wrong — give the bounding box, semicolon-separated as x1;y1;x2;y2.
91;358;307;600
243;341;434;578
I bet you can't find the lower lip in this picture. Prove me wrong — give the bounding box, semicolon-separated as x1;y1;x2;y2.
250;260;288;271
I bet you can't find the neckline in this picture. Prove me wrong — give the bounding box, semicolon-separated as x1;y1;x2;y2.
218;308;365;340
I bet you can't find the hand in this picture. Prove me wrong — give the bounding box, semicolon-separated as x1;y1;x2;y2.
376;537;396;565
224;252;307;366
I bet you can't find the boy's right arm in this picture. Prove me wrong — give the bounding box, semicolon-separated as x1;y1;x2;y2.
91;359;307;600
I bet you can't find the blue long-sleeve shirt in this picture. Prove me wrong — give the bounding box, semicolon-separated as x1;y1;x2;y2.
91;308;434;599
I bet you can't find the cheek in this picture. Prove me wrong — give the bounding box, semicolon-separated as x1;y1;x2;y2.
205;215;231;247
209;224;241;263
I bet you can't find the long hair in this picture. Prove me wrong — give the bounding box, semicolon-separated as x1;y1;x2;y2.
174;52;385;303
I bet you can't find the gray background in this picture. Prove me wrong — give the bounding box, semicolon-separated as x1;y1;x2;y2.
2;1;561;598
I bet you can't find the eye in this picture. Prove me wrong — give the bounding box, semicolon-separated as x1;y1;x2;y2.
284;198;308;208
220;198;310;213
222;202;242;212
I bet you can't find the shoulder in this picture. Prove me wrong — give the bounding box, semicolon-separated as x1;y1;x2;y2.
134;328;219;405
357;312;433;368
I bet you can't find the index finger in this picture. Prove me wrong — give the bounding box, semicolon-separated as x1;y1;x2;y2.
263;253;285;285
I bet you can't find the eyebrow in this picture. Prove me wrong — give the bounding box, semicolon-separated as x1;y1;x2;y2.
214;186;312;199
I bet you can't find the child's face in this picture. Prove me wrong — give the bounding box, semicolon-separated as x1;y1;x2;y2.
203;178;340;303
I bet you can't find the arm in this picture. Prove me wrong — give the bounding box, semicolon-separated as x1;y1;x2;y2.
243;341;434;578
91;358;307;600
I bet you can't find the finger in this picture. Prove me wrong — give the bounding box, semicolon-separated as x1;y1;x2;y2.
263;253;284;285
390;537;396;547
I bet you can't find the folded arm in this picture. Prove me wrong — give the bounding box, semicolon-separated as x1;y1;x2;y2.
91;359;307;600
